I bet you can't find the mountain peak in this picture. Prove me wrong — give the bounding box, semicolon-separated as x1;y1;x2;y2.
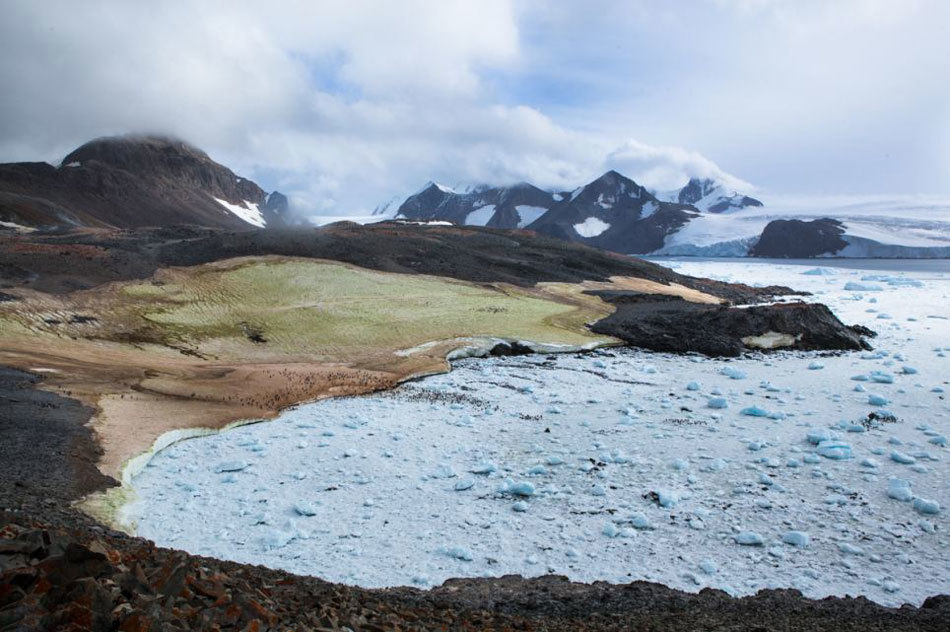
61;134;211;170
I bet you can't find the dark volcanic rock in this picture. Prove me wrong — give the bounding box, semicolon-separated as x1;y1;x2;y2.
588;293;873;356
751;217;848;257
0;135;288;230
0;368;117;503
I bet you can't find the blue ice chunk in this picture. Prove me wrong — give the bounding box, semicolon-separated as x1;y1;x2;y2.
214;460;249;473
741;405;770;417
808;361;824;370
735;532;764;546
890;451;917;465
887;478;913;502
868;394;889;406
708;397;729;409
913;498;940;515
454;478;475;491
816;440;852;460
844;282;883;291
294;502;318;516
720;367;747;380
629;512;654;529
470;461;497;475
686;381;701;391
507;481;536;497
782;531;810;547
839;542;864;555
442;546;474;561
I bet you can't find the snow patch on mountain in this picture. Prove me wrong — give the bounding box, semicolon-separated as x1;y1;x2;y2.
515;205;547;228
214;197;266;228
641;201;660;219
573;216;611;238
465;205;496;226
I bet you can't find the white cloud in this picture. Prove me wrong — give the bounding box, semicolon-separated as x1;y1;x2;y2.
0;0;946;215
605;140;752;192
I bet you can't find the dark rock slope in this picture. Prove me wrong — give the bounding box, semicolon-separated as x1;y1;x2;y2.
750;217;848;257
0;135;289;230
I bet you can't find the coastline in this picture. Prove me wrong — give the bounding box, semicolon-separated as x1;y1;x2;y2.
79;333;620;533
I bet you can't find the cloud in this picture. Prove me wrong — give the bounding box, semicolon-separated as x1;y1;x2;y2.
605;140;753;192
0;0;946;215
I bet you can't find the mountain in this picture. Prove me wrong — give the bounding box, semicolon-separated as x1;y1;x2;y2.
390;171;950;258
0;135;290;230
395;181;560;228
524;170;698;253
666;177;763;213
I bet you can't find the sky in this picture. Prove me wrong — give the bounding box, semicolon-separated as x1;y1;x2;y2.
1;0;948;215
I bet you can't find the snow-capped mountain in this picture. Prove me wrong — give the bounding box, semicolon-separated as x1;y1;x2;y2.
0;135;291;231
525;170;698;253
395;181;560;229
388;171;950;258
660;177;763;213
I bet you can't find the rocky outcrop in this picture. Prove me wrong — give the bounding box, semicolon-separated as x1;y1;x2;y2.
750;218;848;257
588;293;874;356
0;135;288;230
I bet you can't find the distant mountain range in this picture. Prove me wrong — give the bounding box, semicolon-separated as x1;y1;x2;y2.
0;135;290;231
387;172;950;258
3;135;947;258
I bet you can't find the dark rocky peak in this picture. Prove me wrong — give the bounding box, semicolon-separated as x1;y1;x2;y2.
677;177;718;205
59;134;266;204
398;182;456;215
674;176;763;212
572;170;654;205
62;135;211;175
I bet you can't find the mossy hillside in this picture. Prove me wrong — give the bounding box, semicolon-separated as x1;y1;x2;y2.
0;258;614;362
136;259;610;357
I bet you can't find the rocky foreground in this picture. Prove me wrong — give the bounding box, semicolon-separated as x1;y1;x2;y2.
3;513;950;632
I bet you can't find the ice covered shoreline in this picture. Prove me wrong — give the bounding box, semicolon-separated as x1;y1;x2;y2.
129;260;949;606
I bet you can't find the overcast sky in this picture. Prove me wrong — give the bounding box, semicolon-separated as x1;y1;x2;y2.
1;0;948;214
